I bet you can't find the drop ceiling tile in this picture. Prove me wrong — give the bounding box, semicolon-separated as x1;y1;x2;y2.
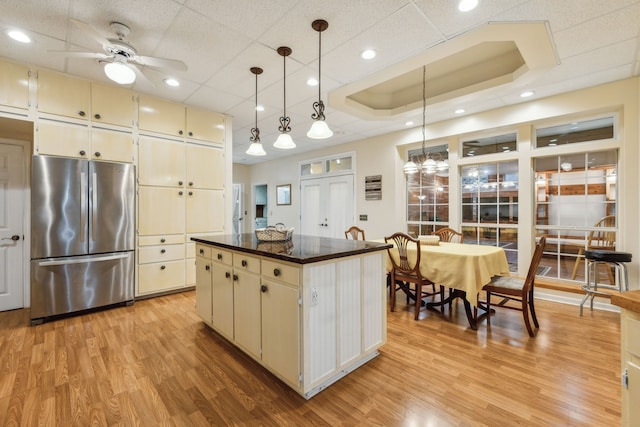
0;0;69;40
185;85;245;114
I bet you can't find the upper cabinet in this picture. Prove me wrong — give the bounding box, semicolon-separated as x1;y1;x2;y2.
185;106;225;144
37;69;90;120
37;70;134;127
0;59;30;110
138;95;185;138
90;83;134;127
139;95;225;145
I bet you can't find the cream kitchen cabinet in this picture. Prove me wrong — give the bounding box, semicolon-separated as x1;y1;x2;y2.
90;83;134;127
185;143;224;190
0;59;30;110
138;95;185;138
186;189;224;234
138;186;186;236
185;106;225;144
89;128;134;162
195;255;213;325
37;69;90;120
211;247;234;340
137;235;186;295
35;120;90;158
138;136;186;187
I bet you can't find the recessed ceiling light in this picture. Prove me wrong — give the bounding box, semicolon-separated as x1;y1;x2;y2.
8;30;31;43
520;90;535;98
455;108;465;114
256;105;264;112
361;49;376;60
164;78;180;87
405;120;414;126
458;0;478;12
307;77;318;86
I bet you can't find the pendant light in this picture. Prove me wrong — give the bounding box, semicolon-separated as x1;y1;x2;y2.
274;46;296;149
246;67;266;156
307;19;333;139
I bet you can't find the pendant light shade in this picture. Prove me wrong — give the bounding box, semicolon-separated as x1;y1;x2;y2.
307;19;332;139
274;46;296;149
246;67;266;156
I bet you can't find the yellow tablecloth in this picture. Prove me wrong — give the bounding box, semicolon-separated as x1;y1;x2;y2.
381;241;510;306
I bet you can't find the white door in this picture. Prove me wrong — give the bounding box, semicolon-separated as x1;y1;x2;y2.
232;183;243;234
301;174;354;238
0;143;24;311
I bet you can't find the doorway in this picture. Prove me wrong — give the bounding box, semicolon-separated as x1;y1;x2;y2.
0;142;26;311
254;184;268;230
232;183;244;234
300;174;354;238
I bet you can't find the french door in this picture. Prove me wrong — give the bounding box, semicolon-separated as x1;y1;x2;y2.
300;174;354;238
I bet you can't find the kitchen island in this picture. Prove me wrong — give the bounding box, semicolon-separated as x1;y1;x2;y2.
191;233;390;399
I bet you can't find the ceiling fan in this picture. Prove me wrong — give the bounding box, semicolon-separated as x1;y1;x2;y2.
57;19;188;85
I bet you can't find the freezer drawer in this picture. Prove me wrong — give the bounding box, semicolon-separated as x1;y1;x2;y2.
30;252;134;321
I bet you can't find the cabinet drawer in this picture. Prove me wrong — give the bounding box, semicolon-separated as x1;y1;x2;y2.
138;260;185;294
233;253;260;274
262;259;300;286
212;248;233;266
196;244;212;259
138;244;184;264
138;235;184;246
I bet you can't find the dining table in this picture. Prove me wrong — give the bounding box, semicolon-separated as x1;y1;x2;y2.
379;239;510;329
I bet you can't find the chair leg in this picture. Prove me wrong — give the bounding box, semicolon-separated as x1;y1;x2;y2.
390;274;397;312
439;285;445;314
414;283;422;320
486;291;491;325
522;294;535;337
529;289;539;328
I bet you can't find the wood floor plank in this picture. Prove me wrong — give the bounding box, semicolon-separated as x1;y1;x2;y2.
0;290;622;426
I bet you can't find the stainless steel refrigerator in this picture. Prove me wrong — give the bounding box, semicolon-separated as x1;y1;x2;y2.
30;155;135;323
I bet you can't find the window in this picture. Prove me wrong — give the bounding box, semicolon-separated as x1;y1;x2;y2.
406;145;449;237
461;132;517;158
301;154;354;177
535;116;614;148
534;149;618;282
461;160;518;271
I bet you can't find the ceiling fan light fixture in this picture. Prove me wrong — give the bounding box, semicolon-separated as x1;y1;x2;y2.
307;19;332;140
104;59;135;84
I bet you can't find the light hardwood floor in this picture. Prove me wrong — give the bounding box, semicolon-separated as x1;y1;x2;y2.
0;290;620;426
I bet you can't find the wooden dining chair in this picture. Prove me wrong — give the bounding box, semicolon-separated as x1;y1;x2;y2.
432;227;463;243
384;232;442;320
345;226;366;240
571;215;616;282
479;236;546;337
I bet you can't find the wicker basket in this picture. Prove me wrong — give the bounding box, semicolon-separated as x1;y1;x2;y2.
255;225;294;242
256;240;294;254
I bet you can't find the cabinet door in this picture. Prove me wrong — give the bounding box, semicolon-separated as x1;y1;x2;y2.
91;83;134;127
233;270;261;359
186;257;196;286
138;186;185;236
0;60;29;109
138;95;185;138
91;128;133;163
186;189;224;233
185;106;225;144
138;136;186;187
195;257;212;325
212;261;234;339
261;279;300;386
36;120;90;158
138;259;185;295
185;144;224;190
37;69;90;120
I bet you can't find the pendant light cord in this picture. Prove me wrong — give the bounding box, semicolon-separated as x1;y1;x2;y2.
421;65;426;156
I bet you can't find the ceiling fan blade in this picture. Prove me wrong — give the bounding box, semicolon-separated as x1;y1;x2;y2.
131;65;155;87
49;50;108;60
135;55;188;72
70;18;111;47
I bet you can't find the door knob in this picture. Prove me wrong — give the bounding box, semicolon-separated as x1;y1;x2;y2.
1;235;20;241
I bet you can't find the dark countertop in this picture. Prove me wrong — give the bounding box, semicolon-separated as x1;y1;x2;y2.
191;234;391;264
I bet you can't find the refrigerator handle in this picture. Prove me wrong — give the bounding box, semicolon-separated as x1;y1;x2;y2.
92;172;97;242
80;172;86;242
38;253;130;266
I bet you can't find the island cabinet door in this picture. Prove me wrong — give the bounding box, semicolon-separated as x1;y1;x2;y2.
261;278;300;387
212;261;234;340
233;270;261;359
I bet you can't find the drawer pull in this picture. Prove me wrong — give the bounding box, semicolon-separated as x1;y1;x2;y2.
179;191;183;196
217;253;223;260
205;265;210;271
178;130;183;135
225;271;231;279
94;151;101;157
273;268;281;277
161;249;166;254
241;260;247;267
233;274;238;281
160;265;166;270
188;191;193;196
189;181;193;186
261;285;268;293
78;110;86;117
161;238;166;243
94;113;101;120
199;248;204;255
79;150;86;156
